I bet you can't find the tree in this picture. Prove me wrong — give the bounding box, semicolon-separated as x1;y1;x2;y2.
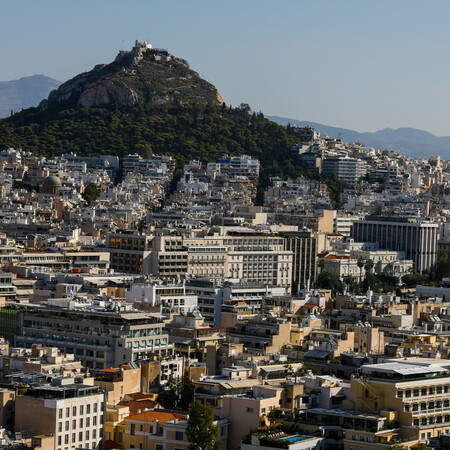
315;271;344;292
364;259;374;274
318;259;326;273
186;400;223;450
162;376;195;410
357;257;365;282
435;250;450;281
385;444;408;450
82;183;102;205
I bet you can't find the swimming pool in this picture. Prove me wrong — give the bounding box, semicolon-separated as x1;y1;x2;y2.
282;435;310;443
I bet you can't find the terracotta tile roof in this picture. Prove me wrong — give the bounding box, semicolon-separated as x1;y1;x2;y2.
104;440;122;450
126;410;186;423
117;399;160;415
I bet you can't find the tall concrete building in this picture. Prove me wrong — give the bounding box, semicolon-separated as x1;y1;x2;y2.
351;216;438;273
282;231;317;291
107;231;153;274
322;155;367;185
14;299;172;368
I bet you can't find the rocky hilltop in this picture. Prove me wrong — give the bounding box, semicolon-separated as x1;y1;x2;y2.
42;41;223;110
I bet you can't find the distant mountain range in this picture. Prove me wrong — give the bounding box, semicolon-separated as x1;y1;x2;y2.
0;75;60;118
268;116;450;159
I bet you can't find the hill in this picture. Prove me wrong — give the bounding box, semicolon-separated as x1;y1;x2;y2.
0;75;60;118
42;41;222;110
268;116;450;159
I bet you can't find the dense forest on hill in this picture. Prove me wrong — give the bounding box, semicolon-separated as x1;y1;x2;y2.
0;102;347;206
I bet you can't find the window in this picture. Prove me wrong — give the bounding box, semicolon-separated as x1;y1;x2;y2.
58;437;61;446
86;417;90;427
79;432;83;442
72;434;75;444
64;435;69;445
86;431;90;440
58;409;63;419
246;407;254;413
65;421;69;431
80;405;84;415
72;420;76;428
79;419;83;428
176;431;183;440
87;404;91;414
155;445;163;450
58;423;62;432
93;417;97;426
72;406;77;416
66;407;70;418
131;424;135;435
94;403;98;413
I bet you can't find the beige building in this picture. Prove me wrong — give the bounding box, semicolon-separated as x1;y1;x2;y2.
119;410;228;450
346;324;385;354
187;246;228;278
0;388;15;429
195;380;282;450
304;361;450;449
94;365;141;405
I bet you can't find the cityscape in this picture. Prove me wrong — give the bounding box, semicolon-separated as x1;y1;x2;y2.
2;2;450;450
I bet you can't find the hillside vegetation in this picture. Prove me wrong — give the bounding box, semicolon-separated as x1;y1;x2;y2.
0;102;347;206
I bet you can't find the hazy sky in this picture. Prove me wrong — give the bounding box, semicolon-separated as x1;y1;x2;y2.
2;0;450;135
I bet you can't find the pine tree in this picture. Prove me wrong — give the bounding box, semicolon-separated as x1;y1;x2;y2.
186;401;223;450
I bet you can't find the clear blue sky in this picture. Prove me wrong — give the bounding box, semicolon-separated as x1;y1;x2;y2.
2;0;450;135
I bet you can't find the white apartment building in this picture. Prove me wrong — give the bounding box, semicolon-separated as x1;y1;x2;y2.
14;377;104;450
125;283;198;315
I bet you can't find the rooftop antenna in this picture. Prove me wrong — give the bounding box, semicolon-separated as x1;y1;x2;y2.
122;38;125;50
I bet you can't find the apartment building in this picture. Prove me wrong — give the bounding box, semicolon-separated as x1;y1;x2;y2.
186;278;287;326
125;282;198;315
151;235;188;278
64;252;110;271
14;299;172;368
322;156;367;185
195;381;283;450
300;361;450;448
165;312;226;361
118;409;228;450
106;231;154;274
0;388;14;429
351;216;438;273
228;316;291;355
185;234;293;291
282;231;317;290
15;376;104;450
187;245;228;278
345;324;385;354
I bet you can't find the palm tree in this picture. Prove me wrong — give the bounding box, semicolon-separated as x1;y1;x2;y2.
357;257;365;283
364;259;374;274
